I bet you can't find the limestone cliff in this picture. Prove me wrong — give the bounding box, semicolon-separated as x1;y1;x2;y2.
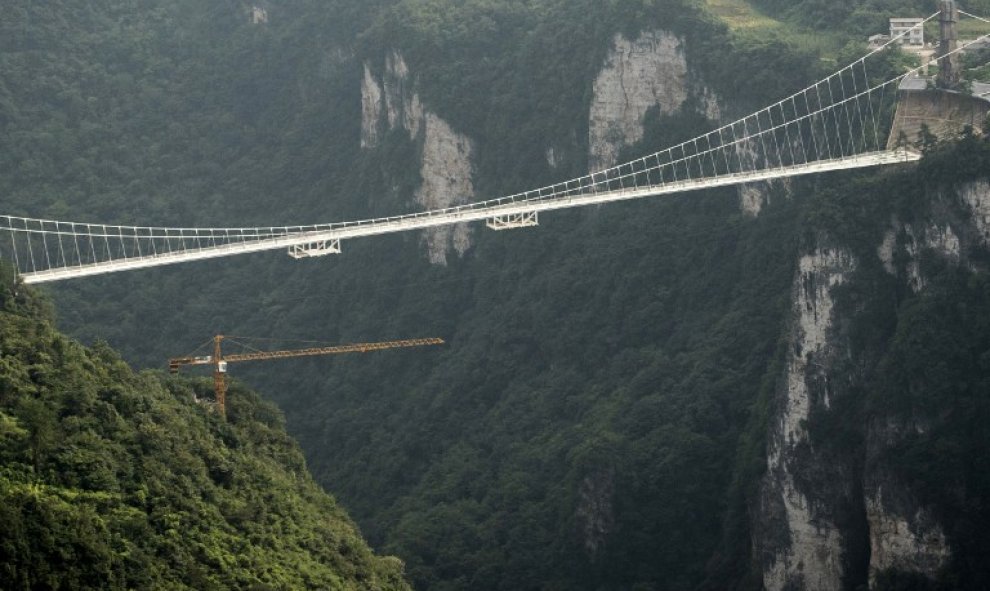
757;177;990;590
587;29;789;217
878;222;961;292
960;180;990;244
861;214;969;585
588;30;719;173
361;52;474;265
735;135;801;216
864;460;950;584
738;178;792;218
759;245;854;591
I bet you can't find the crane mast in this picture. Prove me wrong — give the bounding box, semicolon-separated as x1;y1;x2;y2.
169;335;444;417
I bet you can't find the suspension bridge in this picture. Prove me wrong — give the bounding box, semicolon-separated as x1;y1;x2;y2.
3;7;988;285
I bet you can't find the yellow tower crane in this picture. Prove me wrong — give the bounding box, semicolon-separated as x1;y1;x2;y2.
169;335;444;417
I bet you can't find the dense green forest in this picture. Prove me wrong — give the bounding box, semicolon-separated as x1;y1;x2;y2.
0;265;409;589
2;0;990;589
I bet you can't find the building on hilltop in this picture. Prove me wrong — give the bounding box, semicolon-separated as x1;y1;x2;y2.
890;17;925;46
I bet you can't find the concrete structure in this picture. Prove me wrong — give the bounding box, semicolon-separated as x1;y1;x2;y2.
890;17;925;46
937;0;961;89
887;84;990;148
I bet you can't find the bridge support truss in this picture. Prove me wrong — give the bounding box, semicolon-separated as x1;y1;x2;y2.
486;212;539;231
287;239;342;259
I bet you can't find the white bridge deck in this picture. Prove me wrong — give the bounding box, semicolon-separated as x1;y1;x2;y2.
20;150;919;284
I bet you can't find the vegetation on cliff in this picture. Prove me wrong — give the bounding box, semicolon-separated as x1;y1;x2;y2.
0;265;409;590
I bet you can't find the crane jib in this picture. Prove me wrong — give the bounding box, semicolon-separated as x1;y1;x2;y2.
167;336;445;418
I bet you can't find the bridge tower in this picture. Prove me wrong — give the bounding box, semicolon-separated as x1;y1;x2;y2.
937;0;961;90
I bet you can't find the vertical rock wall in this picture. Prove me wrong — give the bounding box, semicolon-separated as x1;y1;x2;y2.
415;114;474;264
864;464;950;584
361;53;474;265
757;178;990;589
588;31;719;173
758;236;958;591
864;211;973;583
361;66;383;150
759;246;854;591
960;180;990;244
876;219;962;293
362;30;732;262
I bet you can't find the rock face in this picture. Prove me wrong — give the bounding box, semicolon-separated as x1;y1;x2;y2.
759;246;854;591
739;184;769;217
757;179;990;589
415;113;473;264
738;177;791;217
909;224;961;289
735;136;800;216
960;180;990;244
361;66;384;149
876;220;962;292
864;468;950;583
588;31;718;173
758;239;957;591
754;242;958;591
361;52;474;265
862;209;962;580
575;469;615;559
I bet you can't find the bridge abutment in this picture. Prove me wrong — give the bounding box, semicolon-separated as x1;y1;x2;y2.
887;0;989;147
887;89;990;148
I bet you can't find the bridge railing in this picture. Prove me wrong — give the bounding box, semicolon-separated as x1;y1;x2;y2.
2;11;988;283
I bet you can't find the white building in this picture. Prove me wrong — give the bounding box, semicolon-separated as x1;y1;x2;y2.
890;17;925;46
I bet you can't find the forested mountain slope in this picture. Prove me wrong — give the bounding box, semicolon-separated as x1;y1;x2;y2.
0;267;409;590
3;0;990;590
